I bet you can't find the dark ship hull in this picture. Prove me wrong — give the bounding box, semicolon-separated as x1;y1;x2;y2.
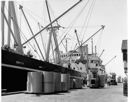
2;49;82;92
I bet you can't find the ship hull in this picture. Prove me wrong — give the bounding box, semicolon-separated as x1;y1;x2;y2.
2;49;82;92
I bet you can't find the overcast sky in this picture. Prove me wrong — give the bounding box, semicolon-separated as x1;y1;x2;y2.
1;0;127;77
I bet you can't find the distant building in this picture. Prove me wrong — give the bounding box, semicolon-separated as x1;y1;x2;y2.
121;40;127;74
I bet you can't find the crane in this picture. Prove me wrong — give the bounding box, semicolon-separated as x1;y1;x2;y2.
99;49;105;58
104;56;116;66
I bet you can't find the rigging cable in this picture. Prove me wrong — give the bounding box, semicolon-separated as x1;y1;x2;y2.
81;0;96;43
57;0;90;49
46;1;59;26
62;25;105;61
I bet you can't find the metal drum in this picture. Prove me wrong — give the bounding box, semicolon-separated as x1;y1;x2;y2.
27;72;43;93
73;77;83;89
70;76;74;89
78;78;83;89
87;74;90;87
54;72;61;92
61;74;70;91
43;71;55;93
73;77;78;89
99;75;105;87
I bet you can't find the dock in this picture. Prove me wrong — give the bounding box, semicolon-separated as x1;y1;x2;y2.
2;83;127;102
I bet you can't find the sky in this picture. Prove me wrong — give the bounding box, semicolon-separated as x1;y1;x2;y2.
1;0;127;77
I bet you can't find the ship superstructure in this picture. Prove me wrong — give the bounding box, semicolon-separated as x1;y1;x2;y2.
1;0;108;95
87;54;106;88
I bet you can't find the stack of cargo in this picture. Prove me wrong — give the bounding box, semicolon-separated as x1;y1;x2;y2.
27;71;56;94
27;71;84;94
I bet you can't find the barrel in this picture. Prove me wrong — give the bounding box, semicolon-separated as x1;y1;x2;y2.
73;78;77;89
99;75;105;87
70;76;74;89
27;72;43;93
87;74;90;87
61;74;70;91
75;78;79;88
79;78;83;89
54;72;61;92
43;71;55;93
73;77;82;89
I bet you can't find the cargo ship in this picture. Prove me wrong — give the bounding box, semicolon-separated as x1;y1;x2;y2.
1;0;84;94
60;44;107;88
87;54;106;88
1;0;107;95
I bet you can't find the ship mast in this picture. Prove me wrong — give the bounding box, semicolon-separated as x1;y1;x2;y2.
65;38;70;53
105;56;116;66
1;1;23;54
45;0;61;64
7;2;11;47
1;1;5;47
10;2;23;54
91;38;93;54
99;49;105;58
19;5;45;60
74;29;84;59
